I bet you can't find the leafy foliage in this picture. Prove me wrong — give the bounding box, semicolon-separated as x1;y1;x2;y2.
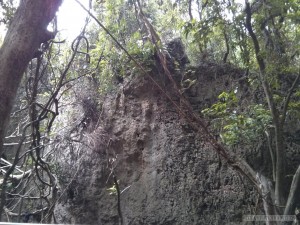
202;91;272;146
0;0;17;26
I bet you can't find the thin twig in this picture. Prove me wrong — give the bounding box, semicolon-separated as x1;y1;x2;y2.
113;174;123;225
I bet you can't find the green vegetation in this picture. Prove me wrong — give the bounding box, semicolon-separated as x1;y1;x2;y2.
0;0;300;223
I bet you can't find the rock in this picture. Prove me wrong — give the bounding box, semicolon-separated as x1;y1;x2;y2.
54;64;256;225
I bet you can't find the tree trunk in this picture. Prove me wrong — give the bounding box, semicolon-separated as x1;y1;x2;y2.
274;126;286;209
283;165;300;225
257;173;278;225
0;0;62;157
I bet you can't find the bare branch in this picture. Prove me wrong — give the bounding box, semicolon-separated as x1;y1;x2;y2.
281;71;300;125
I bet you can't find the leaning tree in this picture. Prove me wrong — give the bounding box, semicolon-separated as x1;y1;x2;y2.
0;0;62;158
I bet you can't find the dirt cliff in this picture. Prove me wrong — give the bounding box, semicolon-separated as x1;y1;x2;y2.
53;60;262;225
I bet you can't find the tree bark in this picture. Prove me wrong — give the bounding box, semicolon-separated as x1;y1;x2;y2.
283;165;300;225
0;0;62;157
274;126;286;209
256;173;278;225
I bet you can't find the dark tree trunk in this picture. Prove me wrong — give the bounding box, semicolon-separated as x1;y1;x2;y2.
0;0;62;157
